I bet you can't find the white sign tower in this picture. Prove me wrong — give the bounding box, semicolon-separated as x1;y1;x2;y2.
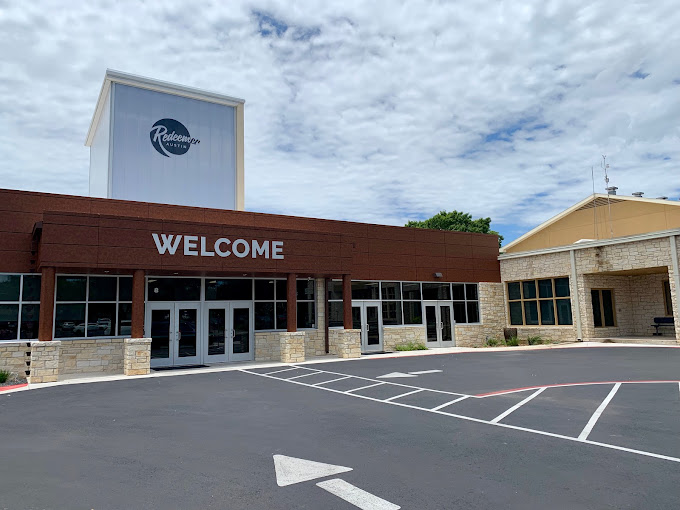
85;70;245;210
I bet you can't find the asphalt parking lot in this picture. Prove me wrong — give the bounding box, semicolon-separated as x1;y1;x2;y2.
1;346;679;509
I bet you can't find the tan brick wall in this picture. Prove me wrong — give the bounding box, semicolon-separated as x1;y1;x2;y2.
59;338;125;376
455;282;506;347
0;341;30;382
512;326;575;343
501;251;572;282
29;341;61;383
328;329;361;358
255;332;281;361
304;278;327;357
280;332;306;363
383;326;426;350
124;338;151;376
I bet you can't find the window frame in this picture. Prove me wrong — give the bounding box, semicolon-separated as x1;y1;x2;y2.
506;277;572;327
662;280;673;317
54;274;133;340
0;273;41;341
591;288;617;328
327;280;482;328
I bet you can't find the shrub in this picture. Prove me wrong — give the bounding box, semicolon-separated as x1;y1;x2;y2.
485;338;503;347
527;335;543;345
505;336;519;347
0;370;11;384
394;342;427;351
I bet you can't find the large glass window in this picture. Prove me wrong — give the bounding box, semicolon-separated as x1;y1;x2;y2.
0;274;41;341
328;281;344;328
254;279;286;330
204;279;250;301
55;275;132;338
297;280;316;329
507;277;572;326
351;281;379;300
148;278;201;301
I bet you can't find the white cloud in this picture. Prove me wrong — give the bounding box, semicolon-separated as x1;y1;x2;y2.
1;0;679;241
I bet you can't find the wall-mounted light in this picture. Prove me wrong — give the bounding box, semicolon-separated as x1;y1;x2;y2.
433;272;443;278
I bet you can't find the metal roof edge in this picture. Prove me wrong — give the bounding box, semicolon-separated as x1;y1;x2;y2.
498;228;680;260
85;69;245;146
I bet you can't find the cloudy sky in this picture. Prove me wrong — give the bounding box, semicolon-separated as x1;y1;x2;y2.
2;1;679;244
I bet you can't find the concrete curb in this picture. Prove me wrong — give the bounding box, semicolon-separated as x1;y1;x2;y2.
1;342;678;395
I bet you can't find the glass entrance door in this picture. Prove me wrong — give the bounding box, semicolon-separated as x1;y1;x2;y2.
204;301;254;363
352;302;383;352
146;303;201;367
424;301;455;347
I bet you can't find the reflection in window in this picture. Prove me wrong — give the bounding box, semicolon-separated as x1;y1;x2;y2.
0;274;41;341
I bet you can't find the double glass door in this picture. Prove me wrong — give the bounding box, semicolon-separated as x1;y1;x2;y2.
146;301;253;367
204;302;254;363
352;302;383;352
424;301;455;347
147;302;201;367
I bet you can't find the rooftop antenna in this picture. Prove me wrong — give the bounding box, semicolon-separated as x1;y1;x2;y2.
602;155;614;238
591;166;599;239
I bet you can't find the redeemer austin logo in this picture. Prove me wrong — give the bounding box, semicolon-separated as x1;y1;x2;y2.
149;118;201;157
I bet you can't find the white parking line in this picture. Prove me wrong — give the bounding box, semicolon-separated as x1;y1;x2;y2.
346;382;385;393
383;389;424;402
287;371;324;380
240;369;680;464
312;376;352;386
491;387;546;424
263;367;300;376
430;395;469;411
578;383;621;441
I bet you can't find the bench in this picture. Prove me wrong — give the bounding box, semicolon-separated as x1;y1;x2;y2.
651;317;674;336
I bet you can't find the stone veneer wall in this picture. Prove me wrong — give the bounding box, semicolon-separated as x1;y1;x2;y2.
0;341;30;382
59;338;125;376
328;329;361;358
280;332;306;363
383;326;426;351
124;338;151;375
500;235;680;344
29;341;61;383
455;282;506;347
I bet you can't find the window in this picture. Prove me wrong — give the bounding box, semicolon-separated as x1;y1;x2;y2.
254;279;287;330
451;283;480;324
148;278;201;301
663;280;673;316
507;277;572;326
328;280;344;328
591;289;616;327
297;280;316;329
55;275;131;338
0;274;41;341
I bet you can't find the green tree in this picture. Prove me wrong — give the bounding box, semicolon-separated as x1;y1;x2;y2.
406;210;503;247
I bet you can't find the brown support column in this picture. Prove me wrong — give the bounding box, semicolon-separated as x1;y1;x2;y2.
38;267;55;341
287;273;297;332
343;274;352;329
131;269;146;338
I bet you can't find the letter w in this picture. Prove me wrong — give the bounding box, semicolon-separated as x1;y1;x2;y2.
152;233;182;255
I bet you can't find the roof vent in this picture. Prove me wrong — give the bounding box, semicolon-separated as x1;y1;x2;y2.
657;196;668;200
605;186;618;195
632;192;644;198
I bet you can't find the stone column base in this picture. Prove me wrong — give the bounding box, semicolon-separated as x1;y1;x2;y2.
124;338;151;375
28;341;61;384
329;329;361;358
280;332;306;363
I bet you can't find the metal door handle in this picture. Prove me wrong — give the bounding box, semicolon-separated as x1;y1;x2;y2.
366;324;369;331
231;329;235;339
178;331;182;341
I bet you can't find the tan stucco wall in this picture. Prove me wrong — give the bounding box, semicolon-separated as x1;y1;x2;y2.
505;199;680;253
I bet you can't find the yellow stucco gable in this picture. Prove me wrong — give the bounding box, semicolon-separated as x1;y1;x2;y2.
503;194;680;254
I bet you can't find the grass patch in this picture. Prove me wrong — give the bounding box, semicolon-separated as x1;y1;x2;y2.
527;335;543;345
0;370;11;384
394;342;427;351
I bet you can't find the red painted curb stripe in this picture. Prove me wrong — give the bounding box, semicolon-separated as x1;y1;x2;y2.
476;380;680;397
0;383;28;392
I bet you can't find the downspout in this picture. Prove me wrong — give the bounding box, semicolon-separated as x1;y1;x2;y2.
570;249;583;341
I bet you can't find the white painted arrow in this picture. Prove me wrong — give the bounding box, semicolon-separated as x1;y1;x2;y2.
377;370;443;378
273;454;352;486
376;372;417;379
273;455;400;509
